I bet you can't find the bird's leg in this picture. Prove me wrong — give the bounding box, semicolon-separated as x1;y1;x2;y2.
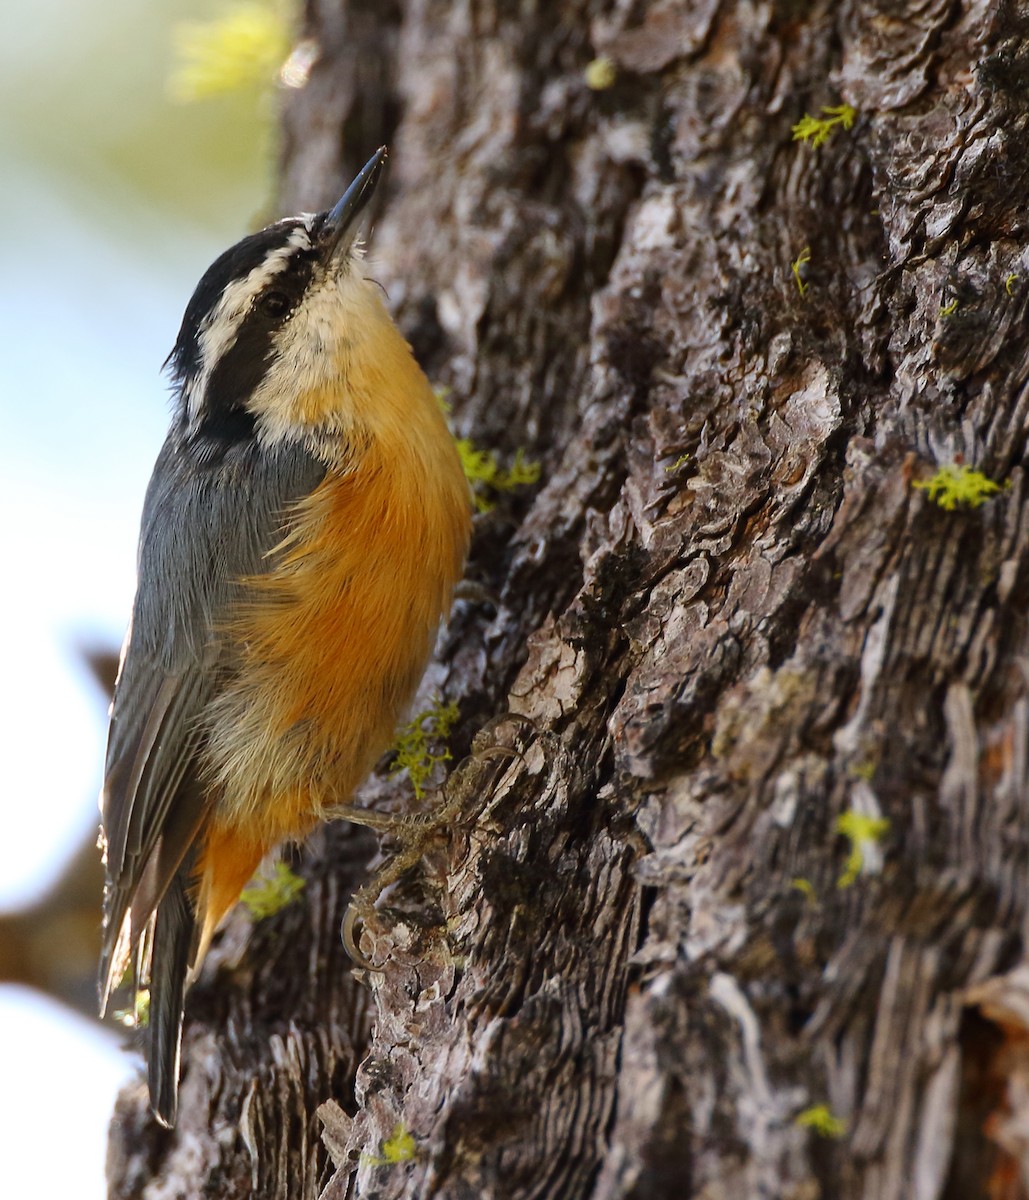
336;743;526;967
319;802;431;832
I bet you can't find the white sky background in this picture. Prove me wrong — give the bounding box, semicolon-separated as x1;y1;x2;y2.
0;160;179;909
0;2;272;1193
0;154;185;1200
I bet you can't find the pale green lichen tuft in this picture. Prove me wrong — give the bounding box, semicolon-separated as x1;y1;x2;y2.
795;1104;847;1138
431;386;540;511
361;1122;418;1167
456;439;541;512
791;247;812;296
381;1124;417;1163
391;700;460;799
836;811;890;889
170;2;290;102
240;860;306;919
913;464;1004;511
792;103;856;148
114;988;151;1029
585;56;617;90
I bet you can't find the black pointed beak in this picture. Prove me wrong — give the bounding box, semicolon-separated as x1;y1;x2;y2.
320;146;388;260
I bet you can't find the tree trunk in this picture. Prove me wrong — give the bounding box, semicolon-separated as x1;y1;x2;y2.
107;2;1029;1197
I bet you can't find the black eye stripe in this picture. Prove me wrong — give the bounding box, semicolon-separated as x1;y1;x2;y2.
189;404;258;461
167;222;314;385
203;312;285;420
198;251;317;432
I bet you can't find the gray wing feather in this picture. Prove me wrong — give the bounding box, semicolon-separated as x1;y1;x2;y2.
99;432;325;1004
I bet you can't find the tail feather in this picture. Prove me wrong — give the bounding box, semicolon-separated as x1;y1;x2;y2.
147;868;196;1128
97;897;132;1019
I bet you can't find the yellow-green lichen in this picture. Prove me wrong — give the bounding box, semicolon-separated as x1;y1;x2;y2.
795;1104;847;1138
791;247;811;296
456;439;541;512
913;464;1004;511
170;2;290;102
836;811;890;889
792;104;856;148
114;988;150;1030
790;877;818;906
361;1122;418;1167
432;387;540;511
391;700;460;799
939;296;959;317
664;453;691;472
585;56;617;90
240;860;306;919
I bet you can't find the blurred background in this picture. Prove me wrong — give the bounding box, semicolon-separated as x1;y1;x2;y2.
0;0;290;1190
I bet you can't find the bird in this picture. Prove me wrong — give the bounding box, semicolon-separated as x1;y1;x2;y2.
97;147;471;1127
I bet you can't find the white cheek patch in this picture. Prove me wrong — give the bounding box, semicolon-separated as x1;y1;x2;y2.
184;225;315;425
248;273;363;445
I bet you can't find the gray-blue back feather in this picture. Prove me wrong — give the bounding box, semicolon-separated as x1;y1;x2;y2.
99;431;325;1003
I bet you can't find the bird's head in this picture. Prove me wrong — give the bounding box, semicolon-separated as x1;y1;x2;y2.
167;148;390;458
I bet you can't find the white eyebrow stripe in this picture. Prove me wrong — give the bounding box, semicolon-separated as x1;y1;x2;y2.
184;225;316;425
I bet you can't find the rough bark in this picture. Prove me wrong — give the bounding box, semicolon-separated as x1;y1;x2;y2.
108;2;1029;1198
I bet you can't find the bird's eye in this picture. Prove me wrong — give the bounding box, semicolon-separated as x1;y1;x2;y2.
258;290;292;318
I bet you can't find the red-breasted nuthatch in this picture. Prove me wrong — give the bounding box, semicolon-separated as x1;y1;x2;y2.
97;149;471;1127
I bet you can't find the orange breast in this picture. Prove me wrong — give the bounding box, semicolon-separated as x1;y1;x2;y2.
194;427;470;944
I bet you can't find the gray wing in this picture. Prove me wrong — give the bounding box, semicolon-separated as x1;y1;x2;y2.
98;431;325;1007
